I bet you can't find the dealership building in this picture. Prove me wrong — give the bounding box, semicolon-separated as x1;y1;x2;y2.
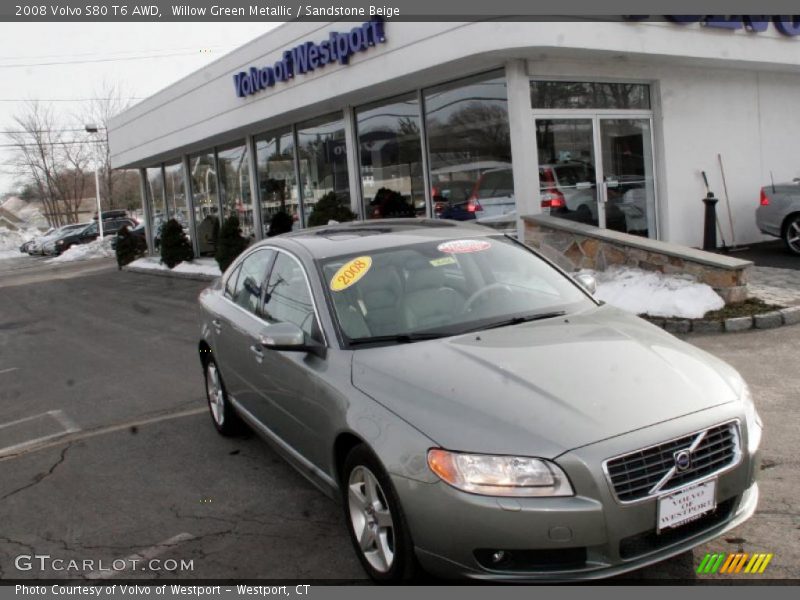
109;18;800;256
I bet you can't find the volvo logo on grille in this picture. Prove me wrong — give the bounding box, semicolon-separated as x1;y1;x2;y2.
674;449;692;472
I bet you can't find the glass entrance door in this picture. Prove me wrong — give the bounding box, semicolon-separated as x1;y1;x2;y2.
598;118;656;237
535;118;599;227
535;116;657;238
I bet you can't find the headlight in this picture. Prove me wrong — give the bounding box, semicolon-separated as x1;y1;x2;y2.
427;449;574;497
740;384;762;454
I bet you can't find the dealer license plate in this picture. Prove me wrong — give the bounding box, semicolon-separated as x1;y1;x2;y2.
657;479;716;533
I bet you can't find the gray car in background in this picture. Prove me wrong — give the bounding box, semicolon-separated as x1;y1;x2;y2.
756;180;800;255
197;220;761;581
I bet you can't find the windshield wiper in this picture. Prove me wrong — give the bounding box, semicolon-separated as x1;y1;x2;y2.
348;332;449;346
464;311;567;333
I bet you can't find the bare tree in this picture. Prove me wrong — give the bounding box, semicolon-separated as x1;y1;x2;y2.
81;81;135;211
6;101;67;226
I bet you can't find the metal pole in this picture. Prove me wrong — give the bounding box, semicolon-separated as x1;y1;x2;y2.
94;163;104;238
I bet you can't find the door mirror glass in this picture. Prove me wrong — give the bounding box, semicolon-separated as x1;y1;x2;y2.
573;272;597;295
259;322;306;349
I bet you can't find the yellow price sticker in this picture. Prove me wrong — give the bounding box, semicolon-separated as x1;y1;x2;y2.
330;256;373;292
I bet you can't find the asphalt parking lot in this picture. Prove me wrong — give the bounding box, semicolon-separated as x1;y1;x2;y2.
0;258;797;581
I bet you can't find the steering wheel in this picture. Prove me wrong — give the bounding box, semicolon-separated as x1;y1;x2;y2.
463;283;514;315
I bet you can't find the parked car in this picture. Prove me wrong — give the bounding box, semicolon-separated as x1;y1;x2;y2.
27;223;86;255
47;218;136;255
756;180;800;255
19;227;54;254
198;219;761;582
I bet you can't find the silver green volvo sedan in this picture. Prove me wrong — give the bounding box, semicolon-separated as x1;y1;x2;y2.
197;219;761;581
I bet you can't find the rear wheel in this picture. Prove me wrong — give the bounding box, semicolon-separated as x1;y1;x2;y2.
783;214;800;255
342;444;419;582
204;358;241;435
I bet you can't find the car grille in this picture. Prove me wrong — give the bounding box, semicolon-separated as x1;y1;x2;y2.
605;422;740;503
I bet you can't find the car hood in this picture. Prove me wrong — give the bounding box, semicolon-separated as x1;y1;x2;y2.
351;305;743;458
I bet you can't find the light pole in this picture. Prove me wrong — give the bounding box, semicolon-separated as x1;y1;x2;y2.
85;124;104;239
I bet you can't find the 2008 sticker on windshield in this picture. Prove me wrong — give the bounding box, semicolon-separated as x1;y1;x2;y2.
330;256;373;292
437;239;492;254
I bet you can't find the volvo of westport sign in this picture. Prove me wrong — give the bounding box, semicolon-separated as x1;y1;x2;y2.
233;19;386;99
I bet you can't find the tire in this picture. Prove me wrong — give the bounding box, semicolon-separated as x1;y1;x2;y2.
204;358;241;435
342;444;419;582
782;214;800;256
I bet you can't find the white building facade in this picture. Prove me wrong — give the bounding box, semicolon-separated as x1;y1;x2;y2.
108;18;800;256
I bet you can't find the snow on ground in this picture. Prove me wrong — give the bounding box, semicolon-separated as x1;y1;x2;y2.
128;256;221;277
46;237;114;263
0;226;41;258
588;266;724;319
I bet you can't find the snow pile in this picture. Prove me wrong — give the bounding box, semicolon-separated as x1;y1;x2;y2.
46;237;114;263
0;226;40;258
128;257;221;277
589;266;724;319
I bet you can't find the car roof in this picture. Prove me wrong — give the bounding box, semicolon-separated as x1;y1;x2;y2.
260;218;504;259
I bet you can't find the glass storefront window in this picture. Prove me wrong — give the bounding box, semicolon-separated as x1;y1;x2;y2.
255;128;299;235
189;151;219;256
217;142;254;239
356;94;424;219
164;161;188;230
296;114;350;226
530;81;651;110
146;166;166;248
424;73;514;223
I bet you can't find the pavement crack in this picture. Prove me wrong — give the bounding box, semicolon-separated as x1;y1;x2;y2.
0;444;71;502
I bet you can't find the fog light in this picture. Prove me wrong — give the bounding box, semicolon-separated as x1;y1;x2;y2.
492;550;507;564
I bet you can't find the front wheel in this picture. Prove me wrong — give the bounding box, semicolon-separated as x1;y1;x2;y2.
783;214;800;255
342;445;419;582
204;358;241;435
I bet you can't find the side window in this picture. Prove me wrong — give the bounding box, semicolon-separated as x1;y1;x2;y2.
224;264;242;299
262;253;321;342
231;250;274;314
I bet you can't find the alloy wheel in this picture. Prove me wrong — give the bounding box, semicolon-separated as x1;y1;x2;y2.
786;218;800;254
347;465;395;573
206;362;225;427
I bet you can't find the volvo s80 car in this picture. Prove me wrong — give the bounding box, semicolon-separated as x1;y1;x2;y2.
197;219;761;581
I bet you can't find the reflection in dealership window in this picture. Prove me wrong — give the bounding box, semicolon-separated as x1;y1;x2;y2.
232;249;273;314
255;128;298;234
218;142;254;239
262;253;320;341
296;115;350;226
146;166;166;249
530;81;651;110
356;95;424;219
189;151;220;256
425;73;514;224
164;161;189;233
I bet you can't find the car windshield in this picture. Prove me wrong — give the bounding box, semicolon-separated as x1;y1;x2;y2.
320;235;594;346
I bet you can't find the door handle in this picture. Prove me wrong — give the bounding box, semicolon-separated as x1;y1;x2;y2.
249;344;264;364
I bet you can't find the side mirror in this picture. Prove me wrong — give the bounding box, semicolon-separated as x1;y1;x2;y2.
259;322;325;358
574;272;597;295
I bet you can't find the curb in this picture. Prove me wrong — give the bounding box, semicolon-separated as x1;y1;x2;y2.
644;306;800;334
123;265;218;282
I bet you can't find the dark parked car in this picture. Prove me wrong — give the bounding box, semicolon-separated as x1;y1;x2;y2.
47;218;137;255
198;219;761;582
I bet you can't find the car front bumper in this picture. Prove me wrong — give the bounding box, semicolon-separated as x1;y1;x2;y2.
394;411;760;581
